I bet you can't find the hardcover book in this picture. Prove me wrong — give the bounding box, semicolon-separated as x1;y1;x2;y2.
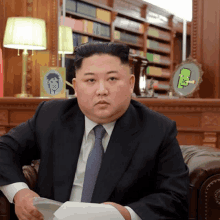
96;8;111;23
66;0;76;13
76;1;96;18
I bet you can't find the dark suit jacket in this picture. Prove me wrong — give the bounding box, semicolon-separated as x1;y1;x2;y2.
0;98;189;220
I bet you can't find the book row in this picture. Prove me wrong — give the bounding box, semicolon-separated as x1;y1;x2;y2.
60;16;110;38
146;79;170;90
64;0;111;23
147;53;171;65
72;33;106;46
147;39;170;53
148;27;171;41
114;17;144;34
146;66;171;77
114;30;143;45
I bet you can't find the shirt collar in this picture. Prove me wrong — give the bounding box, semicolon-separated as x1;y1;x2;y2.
84;116;116;140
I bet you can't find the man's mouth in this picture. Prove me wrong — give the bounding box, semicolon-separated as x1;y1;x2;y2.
96;101;109;104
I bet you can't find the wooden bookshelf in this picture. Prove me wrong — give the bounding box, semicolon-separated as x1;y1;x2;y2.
64;10;111;25
72;30;110;41
60;0;190;97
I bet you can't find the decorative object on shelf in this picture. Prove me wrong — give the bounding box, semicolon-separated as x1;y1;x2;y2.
146;78;155;98
170;57;203;98
40;66;66;98
3;17;47;98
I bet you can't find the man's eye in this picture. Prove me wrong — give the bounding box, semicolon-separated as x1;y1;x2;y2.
87;79;95;82
109;77;117;81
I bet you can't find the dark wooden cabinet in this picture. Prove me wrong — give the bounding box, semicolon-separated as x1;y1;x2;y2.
0;97;220;148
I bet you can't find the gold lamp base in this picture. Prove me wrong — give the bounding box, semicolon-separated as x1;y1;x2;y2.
15;93;33;98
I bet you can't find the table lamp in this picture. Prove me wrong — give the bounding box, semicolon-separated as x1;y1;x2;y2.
3;17;47;98
58;25;74;89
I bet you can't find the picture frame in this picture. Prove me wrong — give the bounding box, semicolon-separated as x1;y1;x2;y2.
170;57;204;98
40;66;66;98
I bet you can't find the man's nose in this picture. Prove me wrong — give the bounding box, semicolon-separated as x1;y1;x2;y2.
96;81;108;95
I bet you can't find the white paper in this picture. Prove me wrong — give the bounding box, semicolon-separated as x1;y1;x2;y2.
33;197;62;220
54;202;125;220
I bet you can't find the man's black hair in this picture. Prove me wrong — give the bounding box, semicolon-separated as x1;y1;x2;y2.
74;42;130;71
47;72;60;81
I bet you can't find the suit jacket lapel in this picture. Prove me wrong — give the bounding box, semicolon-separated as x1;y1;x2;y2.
91;103;141;203
53;101;85;202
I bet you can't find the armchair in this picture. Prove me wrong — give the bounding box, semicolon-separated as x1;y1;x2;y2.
1;145;220;220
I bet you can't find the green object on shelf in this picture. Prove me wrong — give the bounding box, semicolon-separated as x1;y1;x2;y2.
147;53;153;62
146;67;150;74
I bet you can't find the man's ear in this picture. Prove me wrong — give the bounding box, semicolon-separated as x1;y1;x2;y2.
72;78;77;97
129;74;135;94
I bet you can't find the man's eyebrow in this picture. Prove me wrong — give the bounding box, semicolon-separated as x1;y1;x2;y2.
84;71;119;76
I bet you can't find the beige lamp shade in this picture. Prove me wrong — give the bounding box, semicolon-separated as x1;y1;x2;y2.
3;17;47;50
58;25;74;54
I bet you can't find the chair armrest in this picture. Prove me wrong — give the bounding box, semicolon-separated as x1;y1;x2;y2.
0;161;39;220
22;162;39;190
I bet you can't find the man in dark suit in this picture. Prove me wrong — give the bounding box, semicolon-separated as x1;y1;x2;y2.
0;42;189;220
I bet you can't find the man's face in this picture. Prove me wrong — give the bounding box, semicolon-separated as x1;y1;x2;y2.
72;54;135;124
49;77;59;91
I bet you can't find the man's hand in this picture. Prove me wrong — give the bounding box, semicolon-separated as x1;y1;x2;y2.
13;188;44;220
102;202;131;220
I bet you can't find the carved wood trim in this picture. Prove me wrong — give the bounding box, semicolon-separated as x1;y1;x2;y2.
0;126;7;136
192;0;198;59
0;110;8;125
26;0;33;95
203;132;217;148
51;0;58;67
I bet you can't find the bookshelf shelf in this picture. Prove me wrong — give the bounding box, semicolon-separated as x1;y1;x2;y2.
114;40;143;48
147;35;170;43
154;87;170;91
148;62;170;67
131;55;149;61
72;30;110;41
115;10;146;23
79;0;113;11
148;23;171;31
114;25;143;35
146;74;170;79
147;48;170;55
64;10;110;25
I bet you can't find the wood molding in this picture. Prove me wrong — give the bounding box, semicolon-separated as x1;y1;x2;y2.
1;97;220;148
192;0;198;59
51;0;58;67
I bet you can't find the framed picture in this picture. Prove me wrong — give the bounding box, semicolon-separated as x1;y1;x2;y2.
170;57;204;98
40;66;66;98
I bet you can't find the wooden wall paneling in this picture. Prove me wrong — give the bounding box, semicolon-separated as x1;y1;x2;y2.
176;132;204;146
1;0;27;97
111;11;117;42
169;15;174;76
0;0;59;97
191;0;220;98
143;23;148;55
140;4;147;19
173;21;191;35
31;0;59;97
107;0;114;8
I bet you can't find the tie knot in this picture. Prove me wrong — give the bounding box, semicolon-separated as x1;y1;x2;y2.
93;124;106;140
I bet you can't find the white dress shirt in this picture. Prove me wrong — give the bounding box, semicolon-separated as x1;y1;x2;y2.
0;116;141;220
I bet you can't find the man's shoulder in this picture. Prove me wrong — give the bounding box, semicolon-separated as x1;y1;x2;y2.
130;99;174;126
37;98;78;118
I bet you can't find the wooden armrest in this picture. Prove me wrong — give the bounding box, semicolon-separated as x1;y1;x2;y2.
22;163;38;190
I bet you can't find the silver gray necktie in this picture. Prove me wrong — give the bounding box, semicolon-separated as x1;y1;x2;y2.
81;124;106;202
